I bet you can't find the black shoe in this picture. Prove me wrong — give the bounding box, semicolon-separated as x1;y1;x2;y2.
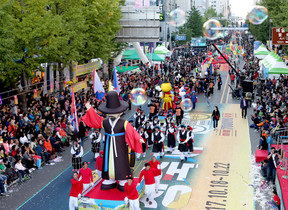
101;182;117;191
160;156;163;158
181;159;184;162
117;185;125;192
185;157;187;161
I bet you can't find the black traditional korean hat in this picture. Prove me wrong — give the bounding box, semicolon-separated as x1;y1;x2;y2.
98;91;128;114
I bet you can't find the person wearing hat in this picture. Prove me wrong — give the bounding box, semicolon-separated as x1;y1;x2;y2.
165;114;173;127
82;91;144;191
90;129;102;159
139;163;158;205
69;172;83;210
177;125;189;161
136;127;149;160
78;162;93;192
124;175;140;210
71;140;84;171
95;151;104;178
166;123;177;152
187;126;194;154
152;126;165;158
152;116;160;129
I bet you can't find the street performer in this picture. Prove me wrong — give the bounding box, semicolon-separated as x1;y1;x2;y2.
152;126;165;158
177;125;189;162
82;91;144;191
69;172;83;210
124;175;140;210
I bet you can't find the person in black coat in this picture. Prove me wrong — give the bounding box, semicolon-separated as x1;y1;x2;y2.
267;147;280;185
240;96;248;119
211;106;220;130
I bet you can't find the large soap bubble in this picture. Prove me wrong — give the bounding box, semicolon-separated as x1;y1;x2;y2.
248;6;268;25
130;88;147;106
169;8;186;27
203;19;221;40
180;98;192;111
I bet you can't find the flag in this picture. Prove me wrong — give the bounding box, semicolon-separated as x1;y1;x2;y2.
0;94;2;105
113;66;120;93
14;95;18;105
93;68;105;100
71;86;79;132
33;89;37;98
108;81;114;91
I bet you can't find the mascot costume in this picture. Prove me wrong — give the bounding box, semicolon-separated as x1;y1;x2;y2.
83;91;144;191
161;80;173;111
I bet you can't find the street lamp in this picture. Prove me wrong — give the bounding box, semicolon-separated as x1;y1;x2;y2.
269;19;273;48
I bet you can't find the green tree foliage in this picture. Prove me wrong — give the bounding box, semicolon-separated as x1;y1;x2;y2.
248;19;270;43
204;7;218;22
175;7;203;45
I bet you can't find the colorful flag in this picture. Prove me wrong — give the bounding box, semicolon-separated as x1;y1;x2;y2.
93;68;105;100
86;75;89;81
71;86;79;132
108;81;114;92
33;89;37;98
113;66;120;93
64;80;66;87
0;94;2;105
14;95;18;105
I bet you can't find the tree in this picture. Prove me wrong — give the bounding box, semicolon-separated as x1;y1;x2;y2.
204;7;217;22
248;19;269;43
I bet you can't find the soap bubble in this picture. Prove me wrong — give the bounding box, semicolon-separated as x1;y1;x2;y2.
180;98;192;111
130;88;147;106
169;8;186;27
202;19;221;40
248;6;268;25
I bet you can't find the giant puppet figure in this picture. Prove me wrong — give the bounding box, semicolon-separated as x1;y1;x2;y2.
161;80;173;111
83;91;144;191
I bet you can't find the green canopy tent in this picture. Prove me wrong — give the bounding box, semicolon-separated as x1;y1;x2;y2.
255;44;269;59
116;65;140;73
154;45;170;54
122;49;137;58
263;53;281;68
268;61;288;75
125;53;165;62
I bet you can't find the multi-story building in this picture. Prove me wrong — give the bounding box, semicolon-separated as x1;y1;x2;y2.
209;0;226;15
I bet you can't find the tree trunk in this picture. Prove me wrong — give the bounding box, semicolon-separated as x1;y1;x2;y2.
102;62;108;81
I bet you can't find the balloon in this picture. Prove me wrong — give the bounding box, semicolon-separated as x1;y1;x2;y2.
248;6;268;25
202;19;221;40
169;8;186;27
180;99;192;111
130;88;147;106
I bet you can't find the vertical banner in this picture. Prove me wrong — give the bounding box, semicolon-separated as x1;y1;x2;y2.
50;84;54;93
86;75;89;81
72;62;77;83
0;94;2;105
14;95;18;105
134;0;143;9
64;80;66;87
33;89;37;98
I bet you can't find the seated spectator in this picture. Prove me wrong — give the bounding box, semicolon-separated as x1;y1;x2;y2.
272;189;280;209
250;113;260;130
36;140;50;164
50;133;62;153
22;149;37;169
19;132;29;145
43;137;54;156
15;158;30;180
260;160;268;177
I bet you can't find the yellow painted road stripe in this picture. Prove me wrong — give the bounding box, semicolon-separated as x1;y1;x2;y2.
220;74;229;104
226;81;230;104
134;160;143;174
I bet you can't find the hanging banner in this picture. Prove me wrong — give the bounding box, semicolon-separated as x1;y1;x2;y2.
14;95;18;105
50;84;54;93
33;89;37;98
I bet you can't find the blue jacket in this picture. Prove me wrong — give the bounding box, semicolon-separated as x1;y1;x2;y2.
240;99;248;109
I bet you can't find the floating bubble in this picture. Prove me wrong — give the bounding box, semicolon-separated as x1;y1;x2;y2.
130;88;147;106
248;6;268;25
202;19;221;40
180;98;192;111
169;8;186;27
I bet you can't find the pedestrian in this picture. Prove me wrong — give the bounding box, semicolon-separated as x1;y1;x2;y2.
95;151;104;178
90;129;102;159
166;123;177;152
205;90;210;107
71;140;84;171
190;91;197;110
211;106;220;130
124;175;140;210
240;96;248;119
69;172;83;210
152;126;165;158
217;75;222;90
139;163;157;205
175;102;183;126
144;120;153;147
149;156;162;193
187;126;194;154
177;125;189;162
78;162;93;192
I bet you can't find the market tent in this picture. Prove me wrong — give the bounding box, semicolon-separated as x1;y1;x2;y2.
155;45;170;54
116;65;140;73
255;44;269;59
268;61;288;74
125;53;165;62
123;49;137;58
263;52;279;68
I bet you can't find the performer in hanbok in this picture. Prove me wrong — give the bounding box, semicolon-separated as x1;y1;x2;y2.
82;91;144;191
177;125;189;162
187;126;194;154
90;129;102;159
152;116;160;128
152;126;165;158
144;120;153;147
136;126;148;160
71;140;84;170
166;123;177;152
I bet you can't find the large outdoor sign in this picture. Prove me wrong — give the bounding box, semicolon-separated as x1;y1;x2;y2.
175;35;186;41
72;61;101;83
272;27;288;45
